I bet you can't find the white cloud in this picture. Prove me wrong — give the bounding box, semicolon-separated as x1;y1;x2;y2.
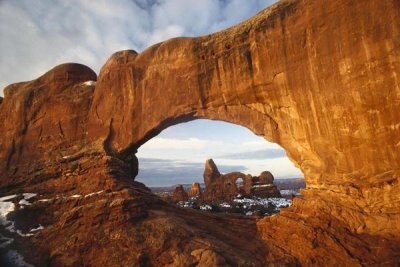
147;25;185;45
0;0;276;95
140;137;213;150
215;158;303;178
241;140;281;150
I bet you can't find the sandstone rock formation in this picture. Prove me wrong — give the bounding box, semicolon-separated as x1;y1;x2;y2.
258;171;274;184
202;159;281;201
0;0;399;265
172;185;189;202
188;182;202;198
251;171;281;198
203;159;221;186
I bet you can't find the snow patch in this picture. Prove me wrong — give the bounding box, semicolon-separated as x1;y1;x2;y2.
6;223;16;233
0;234;14;248
233;197;291;208
6;250;34;267
18;199;31;207
200;205;212;211
219;202;231;208
0;193;42;237
29;224;44;232
70;195;82;198
82;80;96;86
18;193;37;209
15;224;44;237
22;193;37;200
16;230;33;237
0;196;15;226
252;184;273;188
84;190;103;198
0;195;18;202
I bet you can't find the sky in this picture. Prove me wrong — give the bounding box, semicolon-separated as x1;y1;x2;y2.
0;0;277;93
136;120;303;187
0;0;303;186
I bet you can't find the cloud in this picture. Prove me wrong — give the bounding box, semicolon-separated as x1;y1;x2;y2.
241;140;281;150
0;0;276;95
136;157;246;187
137;155;303;187
141;137;215;150
216;148;287;160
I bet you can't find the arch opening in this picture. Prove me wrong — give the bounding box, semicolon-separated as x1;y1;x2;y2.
235;177;244;188
135;119;304;216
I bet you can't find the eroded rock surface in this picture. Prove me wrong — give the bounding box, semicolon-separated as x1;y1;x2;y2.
0;0;399;266
172;185;189;202
188;183;202;198
202;159;281;201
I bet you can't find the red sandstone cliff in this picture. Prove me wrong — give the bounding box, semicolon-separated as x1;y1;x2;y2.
0;0;399;266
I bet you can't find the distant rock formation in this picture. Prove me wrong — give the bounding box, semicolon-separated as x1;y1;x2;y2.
172;185;189;202
188;182;202;198
251;171;281;198
258;171;274;184
171;160;280;203
203;159;221;185
202;159;281;201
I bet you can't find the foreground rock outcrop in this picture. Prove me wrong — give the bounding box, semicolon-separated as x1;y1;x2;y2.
0;0;399;265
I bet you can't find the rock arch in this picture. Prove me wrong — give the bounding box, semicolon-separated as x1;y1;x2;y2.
87;0;400;228
0;0;399;265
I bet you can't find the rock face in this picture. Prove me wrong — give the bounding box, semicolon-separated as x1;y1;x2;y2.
251;171;281;198
202;159;281;201
188;182;202;198
0;0;399;265
203;159;221;186
172;185;189;202
258;171;274;184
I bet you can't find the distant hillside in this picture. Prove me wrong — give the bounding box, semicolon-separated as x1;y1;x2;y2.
274;178;305;190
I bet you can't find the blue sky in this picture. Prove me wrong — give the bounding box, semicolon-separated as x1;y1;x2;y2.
0;0;303;186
